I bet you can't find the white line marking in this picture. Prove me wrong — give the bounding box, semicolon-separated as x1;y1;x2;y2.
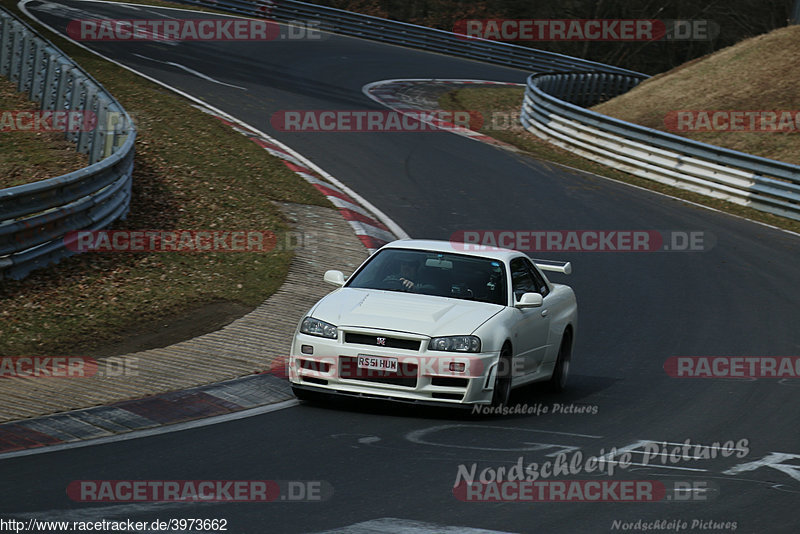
147;8;179;19
8;502;218;522
723;452;800;483
363;79;523;145
325;195;377;219
346;220;396;242
131;53;247;90
30;1;179;45
405;423;601;452
625;462;708;472
0;399;298;461
313;518;518;534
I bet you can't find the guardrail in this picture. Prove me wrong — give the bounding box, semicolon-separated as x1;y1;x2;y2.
172;0;641;76
521;72;800;221
0;7;136;280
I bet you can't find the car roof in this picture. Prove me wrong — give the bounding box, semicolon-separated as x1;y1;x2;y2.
380;239;522;262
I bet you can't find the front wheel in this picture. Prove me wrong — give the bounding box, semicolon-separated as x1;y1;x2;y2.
546;333;572;392
491;347;513;407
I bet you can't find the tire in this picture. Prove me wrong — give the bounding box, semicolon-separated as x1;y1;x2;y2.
491;346;513;407
546;333;572;393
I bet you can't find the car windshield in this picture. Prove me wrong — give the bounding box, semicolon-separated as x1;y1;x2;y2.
346;248;507;305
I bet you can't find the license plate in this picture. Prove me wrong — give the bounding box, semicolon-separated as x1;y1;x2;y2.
357;355;398;372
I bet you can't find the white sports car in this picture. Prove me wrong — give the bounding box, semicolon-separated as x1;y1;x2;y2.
288;239;577;407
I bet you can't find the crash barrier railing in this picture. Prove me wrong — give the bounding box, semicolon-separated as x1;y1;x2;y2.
521;72;800;221
0;8;136;280
171;0;640;76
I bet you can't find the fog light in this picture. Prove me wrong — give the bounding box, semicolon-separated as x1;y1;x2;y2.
301;344;314;354
449;362;466;372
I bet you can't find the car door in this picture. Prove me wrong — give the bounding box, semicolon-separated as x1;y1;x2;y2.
524;257;562;363
509;257;551;377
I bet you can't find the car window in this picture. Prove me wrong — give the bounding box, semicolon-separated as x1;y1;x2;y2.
510;257;538;301
523;258;550;297
346;248;507;305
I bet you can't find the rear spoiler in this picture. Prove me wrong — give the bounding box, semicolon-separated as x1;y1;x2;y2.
534;260;572;275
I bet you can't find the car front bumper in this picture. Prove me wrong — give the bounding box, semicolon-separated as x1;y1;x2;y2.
288;330;501;405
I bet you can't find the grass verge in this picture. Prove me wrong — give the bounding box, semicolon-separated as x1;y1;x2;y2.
0;76;88;188
593;25;800;166
439;86;800;235
0;0;329;357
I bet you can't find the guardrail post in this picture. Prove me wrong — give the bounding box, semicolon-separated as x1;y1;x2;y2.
40;50;58;109
0;13;10;76
19;27;32;94
30;39;44;101
70;75;88;148
8;23;22;84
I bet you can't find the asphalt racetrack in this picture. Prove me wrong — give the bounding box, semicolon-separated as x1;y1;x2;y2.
4;1;800;532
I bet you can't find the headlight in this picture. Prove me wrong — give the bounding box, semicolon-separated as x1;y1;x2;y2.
300;317;338;339
428;335;481;352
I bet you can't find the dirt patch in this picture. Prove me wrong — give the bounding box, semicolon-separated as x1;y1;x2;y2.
74;300;253;359
0;77;88;188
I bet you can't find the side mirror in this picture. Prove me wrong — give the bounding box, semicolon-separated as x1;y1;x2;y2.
515;292;543;308
323;270;345;287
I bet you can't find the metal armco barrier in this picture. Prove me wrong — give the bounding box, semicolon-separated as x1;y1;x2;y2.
0;7;136;280
521;73;800;221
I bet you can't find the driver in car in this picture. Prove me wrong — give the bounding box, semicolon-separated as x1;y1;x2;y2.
398;260;417;290
382;259;419;291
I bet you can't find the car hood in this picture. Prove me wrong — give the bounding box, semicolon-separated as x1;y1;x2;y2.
310;288;504;337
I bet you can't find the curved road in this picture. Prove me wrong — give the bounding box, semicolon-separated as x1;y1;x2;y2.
4;1;799;532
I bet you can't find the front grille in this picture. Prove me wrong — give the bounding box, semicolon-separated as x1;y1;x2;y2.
339;356;417;387
344;333;420;351
302;376;328;386
432;392;464;401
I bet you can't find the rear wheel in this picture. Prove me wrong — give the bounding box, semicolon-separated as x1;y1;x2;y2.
547;332;572;392
491;346;513;407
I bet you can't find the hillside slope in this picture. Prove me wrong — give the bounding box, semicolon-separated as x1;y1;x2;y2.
593;24;800;165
